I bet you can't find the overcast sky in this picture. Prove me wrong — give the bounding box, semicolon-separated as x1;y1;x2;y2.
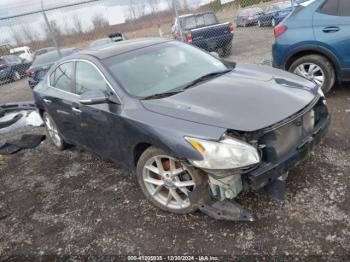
0;0;211;45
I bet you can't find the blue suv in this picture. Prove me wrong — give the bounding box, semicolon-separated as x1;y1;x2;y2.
273;0;350;93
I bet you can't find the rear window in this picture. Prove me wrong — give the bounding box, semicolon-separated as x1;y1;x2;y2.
33;52;60;67
181;13;218;30
241;7;262;15
318;0;339;16
32;49;77;68
276;2;291;9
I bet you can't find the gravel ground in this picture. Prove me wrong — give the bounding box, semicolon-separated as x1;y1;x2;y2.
0;27;349;260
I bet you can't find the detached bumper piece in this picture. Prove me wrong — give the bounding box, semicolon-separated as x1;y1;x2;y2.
198;200;255;222
189;184;255;222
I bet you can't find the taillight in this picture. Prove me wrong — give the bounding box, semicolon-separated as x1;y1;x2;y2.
229;23;234;33
274;25;287;38
26;69;34;77
187;33;193;43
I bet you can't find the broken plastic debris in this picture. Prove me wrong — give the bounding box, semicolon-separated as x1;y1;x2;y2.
0;110;43;134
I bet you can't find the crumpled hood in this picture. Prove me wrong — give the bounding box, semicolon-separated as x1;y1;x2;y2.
141;64;318;132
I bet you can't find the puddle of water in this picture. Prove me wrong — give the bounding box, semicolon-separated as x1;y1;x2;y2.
0;110;43;134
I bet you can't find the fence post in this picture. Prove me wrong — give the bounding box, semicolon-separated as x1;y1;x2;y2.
41;0;62;57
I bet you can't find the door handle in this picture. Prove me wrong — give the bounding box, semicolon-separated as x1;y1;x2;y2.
43;99;52;105
322;26;340;33
72;107;82;114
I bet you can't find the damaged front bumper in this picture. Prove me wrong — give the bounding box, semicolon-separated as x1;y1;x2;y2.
248;113;331;191
191;98;330;222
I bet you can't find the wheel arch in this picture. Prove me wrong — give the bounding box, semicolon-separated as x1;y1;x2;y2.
133;142;152;167
284;45;341;81
38;108;45;118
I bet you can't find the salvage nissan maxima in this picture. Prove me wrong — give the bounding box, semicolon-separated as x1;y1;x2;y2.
33;38;330;221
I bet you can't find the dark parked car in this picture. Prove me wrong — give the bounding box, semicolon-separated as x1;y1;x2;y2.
172;12;234;56
0;55;32;83
258;1;293;27
235;6;264;27
33;47;56;60
273;0;350;93
27;48;79;88
89;33;125;48
34;38;330;221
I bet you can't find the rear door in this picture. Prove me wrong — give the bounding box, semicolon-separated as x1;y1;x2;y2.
313;0;350;69
45;61;84;145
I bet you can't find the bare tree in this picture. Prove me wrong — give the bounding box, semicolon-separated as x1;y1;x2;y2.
49;20;63;39
20;24;38;43
147;0;159;14
166;0;175;11
10;27;24;46
91;13;109;31
72;15;83;34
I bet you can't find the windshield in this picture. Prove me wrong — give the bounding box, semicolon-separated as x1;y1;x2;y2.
275;1;291;9
103;41;228;98
181;13;218;30
241;7;262;15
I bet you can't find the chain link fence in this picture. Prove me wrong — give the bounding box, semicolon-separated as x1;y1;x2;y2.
0;0;297;89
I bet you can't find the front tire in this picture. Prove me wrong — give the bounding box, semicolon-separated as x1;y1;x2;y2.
43;112;68;150
288;54;335;94
136;147;203;214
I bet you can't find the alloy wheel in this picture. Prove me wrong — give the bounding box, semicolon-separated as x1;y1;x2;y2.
142;155;196;210
293;63;325;87
44;114;62;148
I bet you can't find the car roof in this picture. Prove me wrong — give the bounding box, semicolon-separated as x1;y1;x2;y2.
80;38;171;60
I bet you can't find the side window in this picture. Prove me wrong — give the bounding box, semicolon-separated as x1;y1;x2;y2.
75;61;107;95
319;0;339;16
339;0;350;16
50;62;74;93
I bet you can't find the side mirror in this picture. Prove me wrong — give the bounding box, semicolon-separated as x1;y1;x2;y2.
79;90;111;105
210;52;220;59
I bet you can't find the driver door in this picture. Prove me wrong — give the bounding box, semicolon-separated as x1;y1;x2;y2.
72;60;124;162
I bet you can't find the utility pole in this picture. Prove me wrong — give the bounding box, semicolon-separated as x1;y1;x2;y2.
41;0;62;57
173;0;179;17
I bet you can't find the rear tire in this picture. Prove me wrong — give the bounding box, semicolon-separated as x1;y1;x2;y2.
288;54;335;94
43;112;68;150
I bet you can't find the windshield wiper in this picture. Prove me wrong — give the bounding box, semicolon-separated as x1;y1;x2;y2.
181;69;232;90
142;90;183;100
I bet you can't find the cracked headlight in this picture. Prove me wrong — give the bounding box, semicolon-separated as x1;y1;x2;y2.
185;136;260;170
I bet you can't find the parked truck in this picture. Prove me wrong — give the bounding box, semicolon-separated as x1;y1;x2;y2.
171;12;234;57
